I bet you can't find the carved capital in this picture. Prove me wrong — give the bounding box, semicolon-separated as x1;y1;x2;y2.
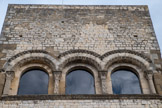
99;71;107;79
0;69;5;73
53;71;62;80
6;71;14;77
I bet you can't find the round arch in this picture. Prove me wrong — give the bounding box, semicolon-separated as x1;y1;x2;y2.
106;63;151;94
3;50;58;71
18;68;49;95
102;51;153;73
58;50;102;71
60;63;102;94
2;50;57;95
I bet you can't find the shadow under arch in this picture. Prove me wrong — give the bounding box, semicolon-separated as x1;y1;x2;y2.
66;65;95;76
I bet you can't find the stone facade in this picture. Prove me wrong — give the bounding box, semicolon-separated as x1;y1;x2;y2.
0;4;162;108
0;95;162;108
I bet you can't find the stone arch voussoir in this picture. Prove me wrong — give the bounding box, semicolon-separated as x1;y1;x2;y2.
3;50;58;72
102;50;153;73
58;52;102;71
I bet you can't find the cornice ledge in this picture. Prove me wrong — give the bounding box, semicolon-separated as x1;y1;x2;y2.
1;94;162;101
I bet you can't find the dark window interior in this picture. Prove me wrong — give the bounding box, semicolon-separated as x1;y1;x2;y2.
111;70;142;94
18;69;49;95
66;70;95;94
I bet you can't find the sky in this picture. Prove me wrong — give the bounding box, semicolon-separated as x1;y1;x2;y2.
18;69;140;95
18;70;49;95
0;0;162;53
111;70;141;94
66;70;95;94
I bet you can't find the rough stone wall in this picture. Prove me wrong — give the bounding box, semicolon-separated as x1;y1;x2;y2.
154;73;162;95
0;99;161;108
0;4;162;107
0;5;161;69
0;73;5;99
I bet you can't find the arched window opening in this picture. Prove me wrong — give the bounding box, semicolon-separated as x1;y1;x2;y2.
66;70;95;94
18;69;49;95
111;70;142;94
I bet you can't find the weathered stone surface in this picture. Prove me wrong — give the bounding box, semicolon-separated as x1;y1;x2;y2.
0;95;162;108
0;73;5;98
154;73;162;95
0;5;160;60
0;4;162;107
0;44;17;69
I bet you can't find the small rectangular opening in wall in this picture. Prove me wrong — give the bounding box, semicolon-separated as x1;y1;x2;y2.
133;35;138;38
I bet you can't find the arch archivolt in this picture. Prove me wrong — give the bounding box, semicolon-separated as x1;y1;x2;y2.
102;53;152;71
2;50;57;95
3;51;58;71
1;49;156;95
58;53;102;71
9;63;54;95
59;63;102;94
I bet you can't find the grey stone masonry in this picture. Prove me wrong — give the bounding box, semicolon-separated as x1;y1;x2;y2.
0;5;160;60
0;4;162;107
0;95;162;108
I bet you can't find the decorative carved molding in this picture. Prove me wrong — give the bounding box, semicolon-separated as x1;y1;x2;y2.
6;49;152;68
6;71;15;80
60;56;102;70
98;71;107;79
105;56;148;71
101;50;152;63
7;50;49;63
58;49;101;58
16;57;56;70
53;71;61;80
58;49;152;63
5;49;153;74
4;50;57;72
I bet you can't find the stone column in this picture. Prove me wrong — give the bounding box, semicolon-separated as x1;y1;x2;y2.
3;71;14;96
99;71;108;94
153;73;162;95
53;71;61;94
0;71;6;98
147;74;156;94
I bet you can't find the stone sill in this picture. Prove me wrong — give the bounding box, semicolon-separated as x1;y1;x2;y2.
1;94;162;101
